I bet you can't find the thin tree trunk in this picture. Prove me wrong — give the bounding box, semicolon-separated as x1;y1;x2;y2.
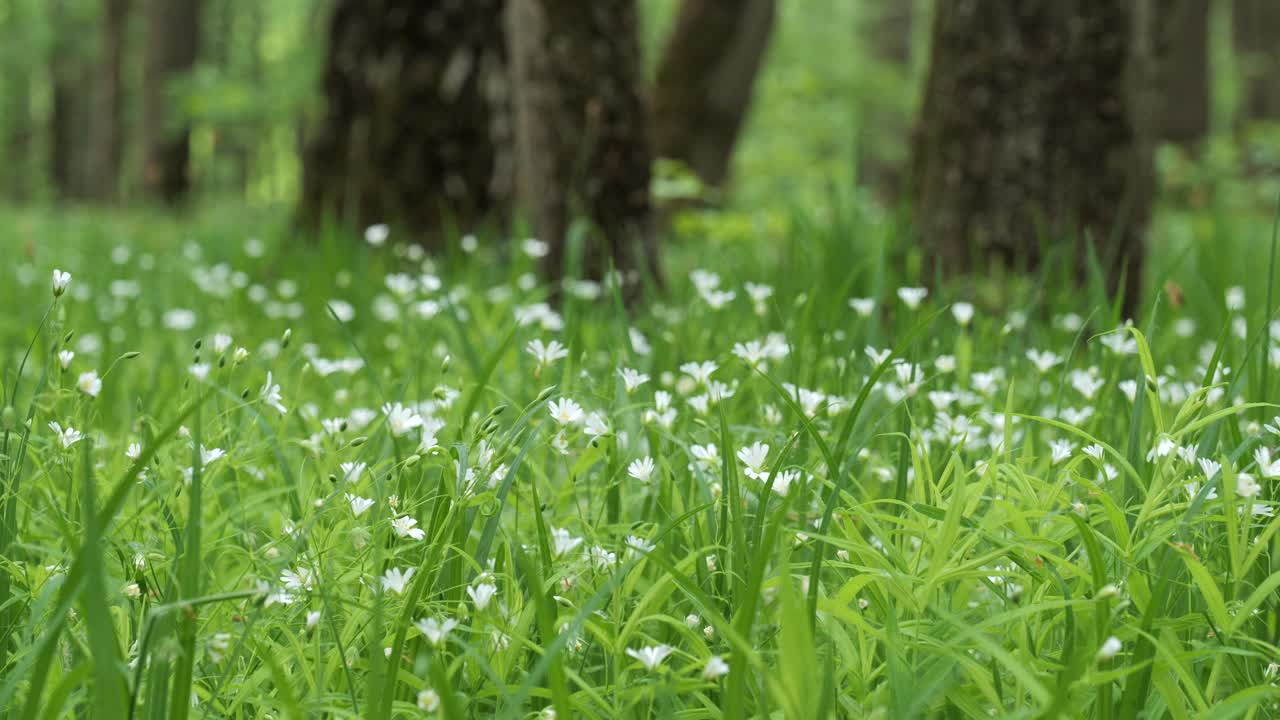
1235;0;1280;123
50;0;92;200
651;0;775;191
3;2;34;202
1155;0;1209;148
860;0;914;201
141;0;202;204
911;1;1154;317
298;0;511;242
508;0;660;293
88;0;130;202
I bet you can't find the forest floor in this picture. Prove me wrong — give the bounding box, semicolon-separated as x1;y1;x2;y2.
2;203;1280;717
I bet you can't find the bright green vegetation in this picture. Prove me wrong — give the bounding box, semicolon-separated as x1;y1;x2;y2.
1;199;1279;718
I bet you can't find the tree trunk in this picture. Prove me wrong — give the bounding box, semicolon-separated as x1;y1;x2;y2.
141;0;202;204
298;0;511;242
2;3;34;202
1235;0;1280;123
50;0;93;200
88;0;130;202
859;0;915;202
651;0;775;191
508;0;660;293
1155;0;1209;148
911;1;1154;317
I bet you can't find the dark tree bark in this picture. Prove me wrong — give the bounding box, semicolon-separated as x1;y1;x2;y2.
88;0;131;202
141;0;202;204
298;0;511;242
1155;0;1209;148
2;3;33;201
651;0;775;191
508;0;660;292
911;1;1154;317
1235;0;1280;123
50;0;93;200
859;0;915;202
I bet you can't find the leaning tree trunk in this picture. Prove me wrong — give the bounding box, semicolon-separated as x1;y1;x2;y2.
911;1;1154;317
1155;0;1209;148
88;0;130;202
141;0;201;204
1235;0;1280;124
298;0;511;242
508;0;660;293
651;0;775;191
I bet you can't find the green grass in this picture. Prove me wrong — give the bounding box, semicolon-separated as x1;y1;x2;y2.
1;197;1280;719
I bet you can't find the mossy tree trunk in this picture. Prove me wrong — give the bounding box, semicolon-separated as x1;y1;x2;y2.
911;0;1154;317
508;0;660;292
651;0;775;191
298;0;511;243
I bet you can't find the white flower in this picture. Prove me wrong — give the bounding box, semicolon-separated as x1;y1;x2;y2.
521;238;549;258
415;616;459;646
1195;457;1220;479
260;371;287;414
382;402;425;437
896;287;928;309
1147;435;1176;462
1225;286;1245;311
1254;447;1280;478
1237;473;1262;498
77;371;102;398
126;442;142;459
58;350;75;369
583;412;610;439
548;398;584;426
626;535;655;555
1025;349;1062;373
849;297;875;317
1049;439;1074;465
364;224;389;246
212;333;233;354
417;689;440;712
1083;444;1104;461
550;527;583;557
380;567;414;595
628;456;656;482
467;582;498;611
200;445;226;465
626;644;676;671
346;494;374;516
280;566;314;591
340;461;367;482
527;339;569;367
328;300;355;323
737;442;769;480
48;421;83;449
1185;481;1218;500
189;363;211;381
163;309;197;331
703;655;730;680
618;367;649;393
306;611;321;630
391;515;425;541
1096;636;1122;661
951;302;975;326
679;361;718;386
629;327;651;356
690;443;719;469
52;269;72;297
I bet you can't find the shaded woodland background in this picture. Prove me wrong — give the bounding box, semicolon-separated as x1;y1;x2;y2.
3;0;1279;311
